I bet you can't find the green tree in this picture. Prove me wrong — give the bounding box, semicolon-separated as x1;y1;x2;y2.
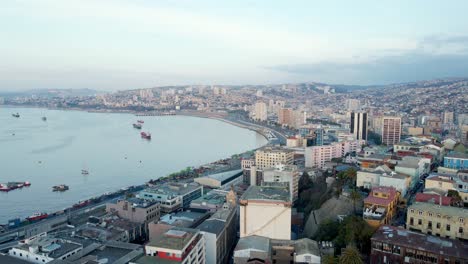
339;246;363;264
299;171;312;192
447;190;463;207
323;255;339;264
349;189;362;215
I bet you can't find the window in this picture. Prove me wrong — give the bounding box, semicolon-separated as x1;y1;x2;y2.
418;219;422;225
428;212;433;217
446;225;451;231
428;221;432;229
459;218;464;223
459;227;463;234
418;211;423;216
436;223;441;229
410;217;414;225
437;214;441;218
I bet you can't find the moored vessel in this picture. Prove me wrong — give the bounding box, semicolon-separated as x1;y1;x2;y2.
52;184;69;192
26;212;48;222
141;132;151;140
12;113;20;118
133;123;142;129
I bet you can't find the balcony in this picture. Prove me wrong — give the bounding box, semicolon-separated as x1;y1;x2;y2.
363;207;386;220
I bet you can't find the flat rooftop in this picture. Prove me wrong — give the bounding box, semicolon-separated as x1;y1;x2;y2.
190;191;226;206
409;202;468;218
140;182;201;197
110;197;158;208
240;185;290;203
147;227;199;251
372;225;468;259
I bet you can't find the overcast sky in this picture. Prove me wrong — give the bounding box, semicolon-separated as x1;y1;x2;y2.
2;0;468;90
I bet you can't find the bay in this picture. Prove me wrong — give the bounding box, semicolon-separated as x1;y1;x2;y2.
0;107;267;223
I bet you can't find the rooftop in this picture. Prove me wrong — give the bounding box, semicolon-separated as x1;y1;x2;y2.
372;225;468;259
256;146;294;153
197;219;226;236
190;191;226;206
195;169;243;185
147;227;199;251
364;186;398;206
140;182;201;198
234;235;271;253
159;210;209;228
111;197;158;209
240;185;290;203
446;152;468;159
408;202;468;218
133;255;178;264
415;193;452;206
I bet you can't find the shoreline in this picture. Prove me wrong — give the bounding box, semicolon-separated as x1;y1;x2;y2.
0;105;273;225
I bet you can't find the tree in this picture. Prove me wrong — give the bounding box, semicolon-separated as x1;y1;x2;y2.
349;189;362;215
323;255;339;264
299;171;312;192
447;190;463;207
339;246;363;264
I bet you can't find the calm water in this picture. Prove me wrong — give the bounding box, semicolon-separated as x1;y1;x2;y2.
0;107;267;223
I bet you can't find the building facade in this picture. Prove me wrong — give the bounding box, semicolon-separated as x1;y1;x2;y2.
255;147;294;170
106;198;160;224
381;116;401;145
350;111;368;141
305;140;365;168
363;186;400;228
262;164;300;202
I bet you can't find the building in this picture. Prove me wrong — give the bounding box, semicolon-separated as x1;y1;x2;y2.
240;185;291;240
370;225;468;264
444;111;454;124
415;193;452;206
138;182;203;213
278;108;295;127
255;147;294;170
233;236;321;264
8;233;83;263
194;169;243;189
253;102;267;121
356;166;411;196
424;172;468;205
406;202;468;240
395;156;431;187
263;164;300;202
363;186;400;228
198;204;237;264
305;140;365;168
408;126;424;136
350;111;368;141
134;227;205;264
444;152;468;170
189;190;228;212
381;116;401;145
158;209;210;228
106;198;160;224
345;98;360;111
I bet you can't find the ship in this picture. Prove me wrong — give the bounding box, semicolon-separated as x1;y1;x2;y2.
141;132;151;140
52;184;69;192
73;200;91;209
42;117;47;121
12;113;20;118
26;212;48;222
81;169;89;175
137;120;144;123
0;181;31;192
133;123;142;129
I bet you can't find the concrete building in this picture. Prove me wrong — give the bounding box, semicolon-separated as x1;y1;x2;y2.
395;156;431;187
189;190;228;212
350;111;368;141
255;147;294;170
194;169;243;189
240;185;291;240
135;227;205;264
408;126;424;136
406;202;468;240
138;182;203;213
278;108;295;127
305;140;365;168
356;166;411;196
8;233;83;263
424;172;468;205
444;111;454;124
370;225;468;264
198;204;237;264
233;236;321;264
253;101;268;121
263;164;300;202
381;116;401;145
363;186;400;228
444;152;468;170
345;98;360;111
106;198;160;224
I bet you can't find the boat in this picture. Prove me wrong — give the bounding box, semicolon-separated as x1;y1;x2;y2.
73;200;91;209
42;117;47;121
81;169;89;175
0;181;31;192
26;212;48;222
52;184;69;192
12;113;20;118
141;132;151;140
137;120;144;123
133;123;142;129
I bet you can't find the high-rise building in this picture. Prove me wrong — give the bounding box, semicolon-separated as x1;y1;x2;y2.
305;140;365;168
263;164;300;202
255;147;294;170
443;111;454;124
253;102;267;121
381;117;401;145
350;111;368;140
278;108;294;127
345;99;360;111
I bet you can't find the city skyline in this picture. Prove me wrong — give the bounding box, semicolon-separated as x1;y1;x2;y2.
2;0;468;90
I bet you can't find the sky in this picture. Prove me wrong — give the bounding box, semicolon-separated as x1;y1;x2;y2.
1;0;468;91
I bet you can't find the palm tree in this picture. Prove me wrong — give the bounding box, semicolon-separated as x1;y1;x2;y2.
350;189;361;215
339;246;363;264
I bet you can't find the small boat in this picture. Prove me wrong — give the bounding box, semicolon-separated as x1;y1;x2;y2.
52;184;69;192
81;169;89;175
137;120;144;123
27;212;48;222
42;117;47;121
133;123;142;129
73;200;91;208
141;132;151;140
12;113;20;118
0;181;31;192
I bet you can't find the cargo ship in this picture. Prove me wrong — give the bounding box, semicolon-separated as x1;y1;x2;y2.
0;181;31;192
26;212;48;222
137;120;144;123
12;113;20;118
73;200;91;209
141;132;151;140
133;123;142;129
52;184;69;192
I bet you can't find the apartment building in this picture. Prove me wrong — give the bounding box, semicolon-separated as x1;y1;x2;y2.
138;182;203;213
363;186;400;228
305;140;365;168
255;147;294;170
381;117;401;145
106;198;160;224
263;164;299;202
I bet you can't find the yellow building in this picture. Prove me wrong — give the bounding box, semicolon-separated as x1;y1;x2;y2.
406;202;467;240
255;147;294;170
363;186;400;228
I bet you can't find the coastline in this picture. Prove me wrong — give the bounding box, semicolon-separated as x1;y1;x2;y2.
0;105;272;225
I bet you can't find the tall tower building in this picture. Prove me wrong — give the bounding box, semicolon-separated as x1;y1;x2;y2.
345;99;360;111
350;111;368;141
254;102;267;121
443;111;454;124
381;117;401;145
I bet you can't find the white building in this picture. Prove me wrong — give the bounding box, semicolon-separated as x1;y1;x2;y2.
345;99;360;111
240;185;291;240
263;164;300;202
8;233;83;263
356;165;411;196
381;117;401;145
253;102;268;121
305;140;365;168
